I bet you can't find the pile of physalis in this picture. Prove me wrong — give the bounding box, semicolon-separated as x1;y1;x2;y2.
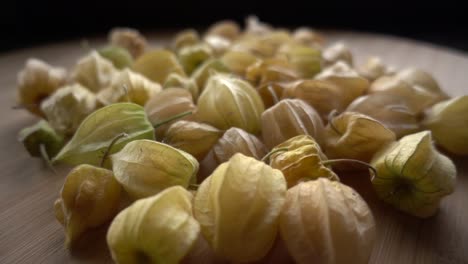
16;16;465;264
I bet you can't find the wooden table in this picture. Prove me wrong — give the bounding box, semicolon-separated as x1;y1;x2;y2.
1;31;467;264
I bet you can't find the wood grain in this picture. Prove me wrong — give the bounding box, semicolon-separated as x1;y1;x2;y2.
1;31;467;264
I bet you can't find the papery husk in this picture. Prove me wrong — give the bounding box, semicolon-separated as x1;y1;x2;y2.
371;131;456;217
193;153;287;263
213;127;268;164
280;178;376;264
17;58;67;116
111;140;198;199
107;186;201;264
261;99;324;149
269;135;339;188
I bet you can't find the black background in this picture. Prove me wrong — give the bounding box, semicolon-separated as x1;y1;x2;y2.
4;1;467;53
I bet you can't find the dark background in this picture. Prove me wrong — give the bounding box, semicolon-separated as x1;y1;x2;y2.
3;1;467;53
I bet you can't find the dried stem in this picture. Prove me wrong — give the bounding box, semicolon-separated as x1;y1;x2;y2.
153;111;193;129
100;133;129;167
39;144;57;175
322;158;377;179
261;147;289;163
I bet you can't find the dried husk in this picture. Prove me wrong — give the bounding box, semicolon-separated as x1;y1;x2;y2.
261;99;324;149
325;112;396;162
107;186;202;264
322;42;353;66
55;164;121;247
246;58;299;86
109;27;148;58
178;43;214;75
205;20;240;41
280;178;376;264
396;68;449;99
357;56;390;81
193;153;287;263
163;73;199;101
369;75;445;113
371;131;457;217
213;127;268;164
17;58;67;116
98;46;133;69
292;27;325;48
173;29;200;51
347;93;420;138
282;79;345;120
18;120;64;158
97;69;162;106
71;51;118;92
315;61;369;107
40;83;98;136
197;73;264;134
144;88;197;139
221;50;260;77
190;59;230;91
277;43;321;78
257;82;287;108
133;49;185;84
163;121;223;161
422;96;468;155
111;140;199;199
53;103;154;166
269;135;339;187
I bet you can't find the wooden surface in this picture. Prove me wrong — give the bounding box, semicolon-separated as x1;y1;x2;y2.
1;31;468;264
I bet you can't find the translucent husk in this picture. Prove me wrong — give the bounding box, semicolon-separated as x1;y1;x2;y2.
40;83;98;136
346;93;421;138
220;50;260;77
205;20;240;41
111;140;199;199
163;73;199;101
369;75;446;113
107;186;203;264
55;164;121;247
315;61;369;107
257;82;287;108
197;73;265;134
18;120;64;158
173;29;200;51
109;27;148;58
163;120;223;161
371;131;456;217
357;56;390;81
292;27;325;48
396;68;449;99
71;51;118;92
277;43;321;78
322;42;353;66
282;79;345;121
246;58;299;87
269;135;339;187
190;59;230;91
97;69;162;106
133;49;185;84
53;103;155;167
422;95;468;155
193;153;287;263
325;112;396;163
261;99;324;149
178;43;214;75
212;127;268;164
16;58;67;116
280;178;376;264
144;88;197;139
98;45;133;69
